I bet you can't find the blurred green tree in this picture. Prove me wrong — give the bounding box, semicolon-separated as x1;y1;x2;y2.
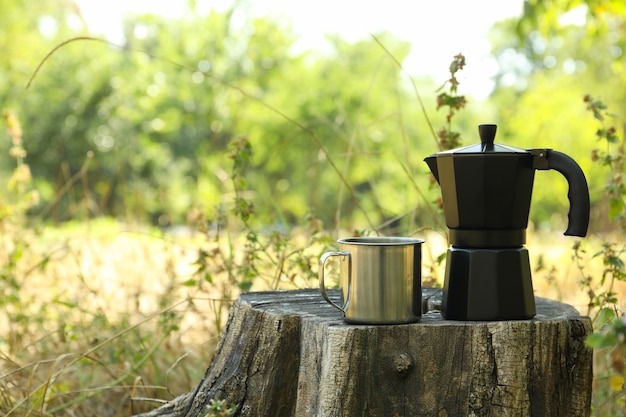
487;0;625;230
3;0;442;230
2;0;491;232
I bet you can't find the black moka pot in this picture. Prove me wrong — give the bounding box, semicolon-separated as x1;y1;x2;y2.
424;124;590;320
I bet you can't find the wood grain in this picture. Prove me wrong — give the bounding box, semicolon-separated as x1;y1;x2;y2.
135;288;592;417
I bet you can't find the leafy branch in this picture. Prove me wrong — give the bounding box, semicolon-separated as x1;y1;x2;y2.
435;53;467;151
580;94;626;407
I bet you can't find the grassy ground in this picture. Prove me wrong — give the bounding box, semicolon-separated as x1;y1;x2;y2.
1;220;223;416
0;218;622;416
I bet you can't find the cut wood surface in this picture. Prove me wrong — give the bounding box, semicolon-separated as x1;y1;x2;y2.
135;288;592;417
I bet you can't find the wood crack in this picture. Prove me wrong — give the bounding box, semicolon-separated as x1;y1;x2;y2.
134;289;592;417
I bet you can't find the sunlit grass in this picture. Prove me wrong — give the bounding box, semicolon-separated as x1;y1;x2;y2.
0;218;621;416
0;220;224;416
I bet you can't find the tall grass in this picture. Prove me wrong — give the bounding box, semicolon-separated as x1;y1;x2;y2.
0;112;339;416
0;202;334;415
0;202;621;416
1;40;625;417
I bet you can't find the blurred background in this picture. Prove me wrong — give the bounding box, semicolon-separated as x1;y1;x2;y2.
1;0;625;415
2;0;622;231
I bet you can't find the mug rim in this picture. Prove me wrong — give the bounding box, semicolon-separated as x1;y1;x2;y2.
337;236;424;245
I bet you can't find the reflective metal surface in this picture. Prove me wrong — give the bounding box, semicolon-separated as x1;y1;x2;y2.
319;237;424;324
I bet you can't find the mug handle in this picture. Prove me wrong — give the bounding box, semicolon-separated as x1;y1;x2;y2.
319;251;351;313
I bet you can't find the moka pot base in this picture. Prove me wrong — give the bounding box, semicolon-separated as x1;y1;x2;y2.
441;246;536;321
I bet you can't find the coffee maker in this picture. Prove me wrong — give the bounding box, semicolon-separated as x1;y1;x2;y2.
424;124;590;320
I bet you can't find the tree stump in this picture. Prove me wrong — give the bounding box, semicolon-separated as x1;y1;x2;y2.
135;288;592;417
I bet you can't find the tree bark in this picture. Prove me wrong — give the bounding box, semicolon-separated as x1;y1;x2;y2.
134;288;592;417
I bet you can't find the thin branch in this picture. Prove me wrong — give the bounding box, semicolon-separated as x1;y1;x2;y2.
27;36;110;89
26;36;376;229
370;33;438;145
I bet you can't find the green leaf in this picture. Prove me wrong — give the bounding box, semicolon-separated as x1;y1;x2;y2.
597;307;616;326
585;332;617;349
182;278;197;287
608;199;626;221
239;281;253;292
585;333;604;348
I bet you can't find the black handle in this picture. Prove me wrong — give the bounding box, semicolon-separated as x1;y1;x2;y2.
545;150;590;237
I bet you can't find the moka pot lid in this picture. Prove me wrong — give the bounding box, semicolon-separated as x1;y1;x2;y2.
431;124;529;156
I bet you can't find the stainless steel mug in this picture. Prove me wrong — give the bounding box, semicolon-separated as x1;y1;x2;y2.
319;237;424;324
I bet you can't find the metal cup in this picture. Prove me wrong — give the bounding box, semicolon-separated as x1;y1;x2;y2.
319;236;424;324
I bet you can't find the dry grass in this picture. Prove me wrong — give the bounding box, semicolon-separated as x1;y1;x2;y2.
529;232;626;318
0;220;230;416
0;218;622;416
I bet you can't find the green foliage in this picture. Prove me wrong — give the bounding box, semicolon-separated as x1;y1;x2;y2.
0;111;42;355
1;0;625;414
586;309;623;350
585;95;626;228
569;95;626;415
186;135;334;330
1;0;623;231
2;1;443;232
435;54;467;151
488;0;625;229
492;3;626;413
